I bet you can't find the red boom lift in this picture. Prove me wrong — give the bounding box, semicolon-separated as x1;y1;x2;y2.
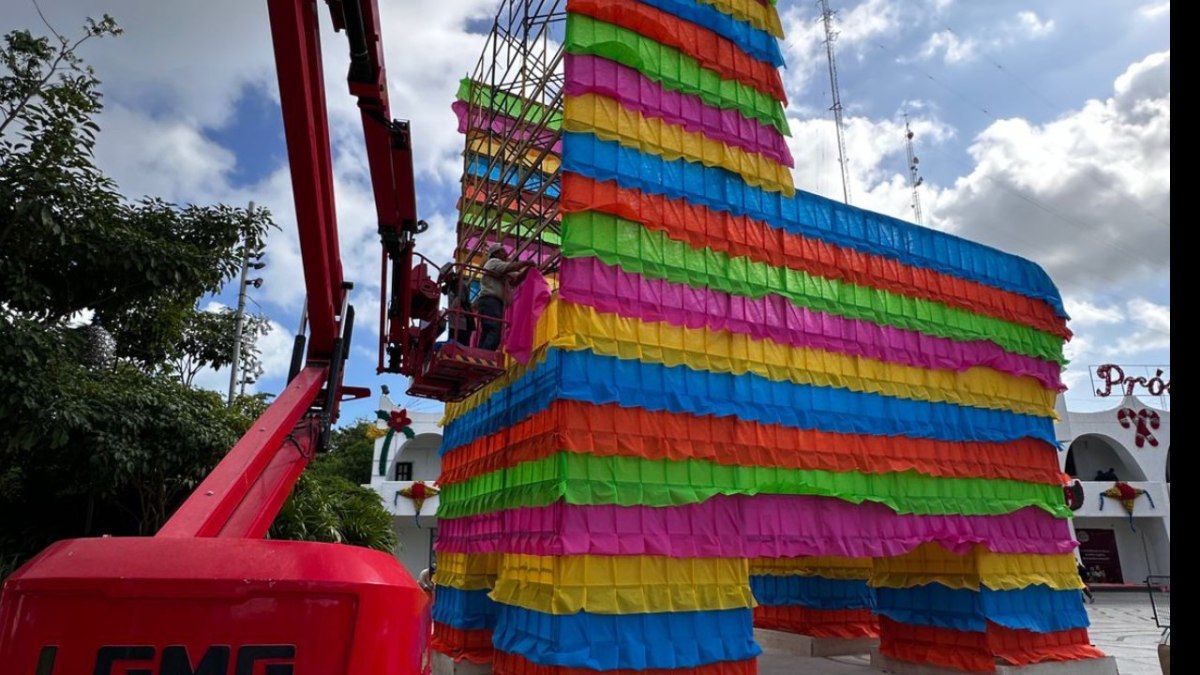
0;0;491;672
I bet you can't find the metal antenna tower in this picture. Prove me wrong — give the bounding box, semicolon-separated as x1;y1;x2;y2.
904;113;924;224
819;0;851;204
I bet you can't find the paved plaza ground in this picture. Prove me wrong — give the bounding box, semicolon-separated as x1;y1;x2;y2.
758;592;1170;675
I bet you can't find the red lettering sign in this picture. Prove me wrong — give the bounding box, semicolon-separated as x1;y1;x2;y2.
1093;364;1170;397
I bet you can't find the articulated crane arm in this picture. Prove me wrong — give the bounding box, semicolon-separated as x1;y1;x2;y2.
0;2;430;673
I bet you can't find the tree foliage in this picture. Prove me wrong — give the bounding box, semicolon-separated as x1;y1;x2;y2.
270;421;397;553
0;20;393;578
310;420;378;486
270;474;398;554
0;311;270;575
174;308;271;387
1;20;274;370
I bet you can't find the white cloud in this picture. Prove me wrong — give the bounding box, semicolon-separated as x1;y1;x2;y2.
1014;11;1055;39
190;365;234;397
374;0;498;183
4;0;492;184
258;318;298;380
1062;333;1093;371
1109;298;1170;355
786;111;955;221
3;0;496;320
929;51;1170;291
1059;367;1089;396
1127;297;1170;333
94;104;238;203
67;309;95;327
917;11;1054;65
1139;1;1170;19
780;0;903;102
1063;298;1124;327
1057;294;1169;410
920;30;977;64
187;315;295;397
1113;51;1171;124
4;1;276;129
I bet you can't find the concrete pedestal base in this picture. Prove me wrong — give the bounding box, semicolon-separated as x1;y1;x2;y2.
755;628;879;657
871;650;1120;675
432;652;492;675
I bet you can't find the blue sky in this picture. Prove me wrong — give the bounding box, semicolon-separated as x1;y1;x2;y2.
2;0;1170;420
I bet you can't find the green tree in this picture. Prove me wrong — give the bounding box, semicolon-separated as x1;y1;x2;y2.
0;16;265;548
310;420;377;485
0;19;393;577
173;307;272;387
270;421;397;553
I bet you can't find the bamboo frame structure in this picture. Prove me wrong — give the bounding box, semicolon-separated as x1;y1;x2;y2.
456;0;567;274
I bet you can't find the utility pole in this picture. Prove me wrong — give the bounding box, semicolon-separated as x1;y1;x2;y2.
228;201;256;406
239;359;253;398
904;114;925;224
819;0;852;204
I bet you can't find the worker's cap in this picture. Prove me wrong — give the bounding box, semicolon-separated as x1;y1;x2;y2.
439;262;455;276
487;243;508;258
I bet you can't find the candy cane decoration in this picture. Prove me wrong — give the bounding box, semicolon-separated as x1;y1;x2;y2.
1118;408;1160;448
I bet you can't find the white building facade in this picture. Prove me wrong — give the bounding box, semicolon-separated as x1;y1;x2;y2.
1056;394;1170;585
367;393;444;579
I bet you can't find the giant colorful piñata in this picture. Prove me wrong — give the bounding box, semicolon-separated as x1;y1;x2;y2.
431;0;1105;672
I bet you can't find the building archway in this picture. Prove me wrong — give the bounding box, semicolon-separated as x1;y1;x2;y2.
1064;433;1147;482
388;432;442;482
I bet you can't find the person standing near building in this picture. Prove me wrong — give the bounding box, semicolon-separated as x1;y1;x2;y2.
418;564;435;593
1077;561;1095;604
476;243;535;350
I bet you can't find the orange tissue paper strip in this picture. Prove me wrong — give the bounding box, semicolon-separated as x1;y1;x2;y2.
753;605;880;638
879;617;1106;673
432;622;494;664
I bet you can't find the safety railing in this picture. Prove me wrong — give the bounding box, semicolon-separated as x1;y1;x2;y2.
1147;574;1170;638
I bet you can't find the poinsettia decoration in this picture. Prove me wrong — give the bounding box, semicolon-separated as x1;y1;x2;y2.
395;480;440;527
1099;481;1156;530
372;408;416;477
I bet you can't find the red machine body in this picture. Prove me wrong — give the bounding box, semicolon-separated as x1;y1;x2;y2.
0;538;428;675
0;0;469;671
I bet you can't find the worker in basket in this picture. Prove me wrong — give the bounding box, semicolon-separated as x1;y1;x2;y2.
439;263;474;346
475;243;535;351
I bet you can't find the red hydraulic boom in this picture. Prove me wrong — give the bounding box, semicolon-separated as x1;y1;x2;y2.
0;1;456;672
320;0;506;402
